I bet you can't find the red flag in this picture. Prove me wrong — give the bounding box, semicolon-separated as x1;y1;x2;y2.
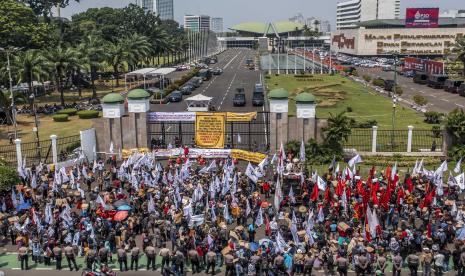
364;213;372;242
265;215;271;236
396;188;405;205
406;177;414;193
385;166;391;182
427;223;432;238
336;180;344;197
310;183;319;201
324;187;331;202
420;188;436;209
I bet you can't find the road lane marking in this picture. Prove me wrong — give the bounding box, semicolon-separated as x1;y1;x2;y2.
456;103;464;108
222;51;242;70
441;98;449;102
218;72;237;111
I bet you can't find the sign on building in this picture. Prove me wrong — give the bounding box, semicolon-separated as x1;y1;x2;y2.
406;8;439;28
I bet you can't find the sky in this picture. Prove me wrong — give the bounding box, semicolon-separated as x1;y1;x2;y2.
61;0;463;29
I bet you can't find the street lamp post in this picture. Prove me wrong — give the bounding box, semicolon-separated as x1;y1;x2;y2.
0;47;21;139
390;52;398;98
29;93;41;161
391;97;397;152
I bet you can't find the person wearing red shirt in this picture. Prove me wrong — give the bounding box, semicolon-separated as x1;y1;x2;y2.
263;181;271;198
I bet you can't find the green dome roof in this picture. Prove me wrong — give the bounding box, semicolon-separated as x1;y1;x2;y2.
102;92;124;104
295;92;315;103
268;88;289;99
127;89;150;99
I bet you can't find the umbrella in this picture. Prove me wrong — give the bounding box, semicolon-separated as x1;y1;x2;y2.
16;203;31;211
113;211;129;222
104;205;115;211
261;201;269;208
113;200;129;208
117;205;132;211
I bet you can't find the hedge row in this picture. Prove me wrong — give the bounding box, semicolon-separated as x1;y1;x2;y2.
53;114;69;122
77;110;100;119
57;108;77;116
164;68;200;95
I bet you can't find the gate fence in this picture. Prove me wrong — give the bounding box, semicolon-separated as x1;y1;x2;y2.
0;135;81;167
343;128;443;153
148;112;270;153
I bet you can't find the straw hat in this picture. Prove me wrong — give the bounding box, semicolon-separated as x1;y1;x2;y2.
299;206;307;213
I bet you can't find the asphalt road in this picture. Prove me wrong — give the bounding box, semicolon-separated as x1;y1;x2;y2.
357;67;465;114
153;49;265;113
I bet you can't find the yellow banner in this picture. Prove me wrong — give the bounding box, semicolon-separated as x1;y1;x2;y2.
195;112;226;148
231;149;267;164
226;112;257;122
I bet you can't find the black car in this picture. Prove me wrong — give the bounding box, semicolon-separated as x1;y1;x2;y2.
459;83;465;97
180;85;194;95
233;93;246;107
212;68;223;75
427;75;448;89
413;72;429;85
384;80;396;92
444;80;464;93
168;91;183;102
252;92;264;106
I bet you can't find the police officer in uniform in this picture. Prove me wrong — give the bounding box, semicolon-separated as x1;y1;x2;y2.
117;245;128;272
206;249;217;275
130;245;140;271
98;244;109;265
407;252;420;276
159;245;171;273
188;248;200;273
86;248;96;270
64;243;79;271
145;244;156;271
224;252;235;276
18;245;29;270
336;254;349;276
304;252;315;276
393;252;403;276
53;244;63;270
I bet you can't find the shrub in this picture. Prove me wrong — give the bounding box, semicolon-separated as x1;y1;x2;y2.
57;108;77;116
394;85;403;96
53;114;69;122
354;120;378;128
351;69;359;77
372;78;385;87
413;94;428;106
432;125;442;138
77;110;100;119
363;75;372;82
346;107;353;112
0;166;20;192
424;111;442;124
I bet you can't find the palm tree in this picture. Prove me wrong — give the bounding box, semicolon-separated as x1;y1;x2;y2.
43;46;80;106
106;40;127;87
323;112;353;151
11;49;47;96
79;34;107;99
452;37;465;77
125;33;151;70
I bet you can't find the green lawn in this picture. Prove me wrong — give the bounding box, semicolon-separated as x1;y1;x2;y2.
265;74;431;129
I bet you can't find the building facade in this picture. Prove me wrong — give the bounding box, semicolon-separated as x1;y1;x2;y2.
441;10;465;18
137;0;155;13
184;15;211;31
156;0;174;20
210;17;224;33
336;0;401;30
331;18;465;57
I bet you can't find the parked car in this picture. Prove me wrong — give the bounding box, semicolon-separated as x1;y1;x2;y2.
427;75;449;89
384;80;396;92
404;70;415;78
444;79;463;93
413;72;429;85
197;69;212;81
212;68;223;75
254;83;264;93
168;91;183;102
252;92;264;106
233;93;246;107
180;85;194;95
459;83;465;97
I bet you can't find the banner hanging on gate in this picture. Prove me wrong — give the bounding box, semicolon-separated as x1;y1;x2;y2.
231;149;267;164
226;112;257;122
195;112;226;148
147;112;196;122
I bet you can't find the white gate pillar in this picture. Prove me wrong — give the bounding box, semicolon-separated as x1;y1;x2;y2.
15;139;22;168
407;126;414;153
50;135;58;164
371;126;378;153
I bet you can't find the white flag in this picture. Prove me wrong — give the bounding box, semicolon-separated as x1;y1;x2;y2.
109;141;114;153
245;199;251;217
96;195;106;209
348;154;362;168
211;205;217;222
245;162;258;183
148;195;155;213
391;162;397;181
455;158;462;174
223;202;230;222
317;207;324;222
299;140;306;162
237;133;242;143
274;178;283;211
255;208;263;227
289;185;296;204
456;173;465;190
258;157;269;174
317;175;327;191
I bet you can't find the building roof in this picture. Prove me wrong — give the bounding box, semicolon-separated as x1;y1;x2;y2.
127;89;150;99
268;88;289;99
102;92;125;104
230;21;304;35
357;18;465;28
295;92;315;103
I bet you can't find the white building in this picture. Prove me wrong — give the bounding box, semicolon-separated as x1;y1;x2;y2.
331;18;465;56
210;17;224;33
320;20;332;34
440;10;465;18
289;13;305;25
184;15;211;31
336;0;401;30
136;0;155;13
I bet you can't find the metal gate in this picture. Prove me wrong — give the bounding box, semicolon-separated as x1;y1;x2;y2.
148;112;270;153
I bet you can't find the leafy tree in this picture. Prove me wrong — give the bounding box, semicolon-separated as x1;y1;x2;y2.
452;37;465;77
362;75;372;82
0;0;50;48
323;112;353;152
70;7;125;43
18;0;80;19
43;46;81;106
413;94;428;106
424;111;442;124
11;49;47;95
79;34;107;99
0;91;26;125
444;108;465;144
0;164;20;192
